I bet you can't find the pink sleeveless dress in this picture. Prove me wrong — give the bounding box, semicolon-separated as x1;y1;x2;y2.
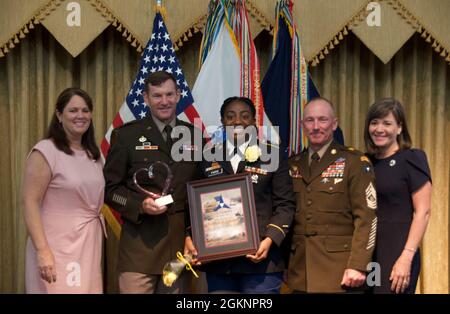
25;139;106;293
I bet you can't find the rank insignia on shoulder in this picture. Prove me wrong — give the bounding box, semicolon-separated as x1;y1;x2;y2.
360;156;371;163
251;174;259;184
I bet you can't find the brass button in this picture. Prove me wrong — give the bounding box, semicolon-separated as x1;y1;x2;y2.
344;244;348;249
329;187;333;191
306;200;312;206
306;187;312;193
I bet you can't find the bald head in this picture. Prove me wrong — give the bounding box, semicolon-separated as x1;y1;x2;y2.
302;97;338;151
304;97;336;118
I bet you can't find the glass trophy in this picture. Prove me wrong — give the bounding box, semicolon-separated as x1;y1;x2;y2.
133;161;174;206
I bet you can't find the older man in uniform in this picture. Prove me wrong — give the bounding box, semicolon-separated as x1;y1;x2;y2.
288;97;377;293
104;71;202;293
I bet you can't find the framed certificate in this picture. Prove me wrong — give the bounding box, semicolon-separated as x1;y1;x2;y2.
187;173;260;263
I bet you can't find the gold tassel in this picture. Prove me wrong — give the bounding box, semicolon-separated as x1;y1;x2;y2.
127;34;132;42
137;45;143;53
183;34;188;41
33;18;39;25
14;35;19;44
432;40;437;48
131;39;137;47
4;46;9;53
440;49;447;58
112;19;118;27
9;40;15;49
0;49;4;58
421;30;427;38
319;52;325;60
426;35;432;43
193;26;199;33
445;54;450;62
122;30;127;37
324;47;329;55
178;39;183;47
117;24;122;32
334;37;339;45
174;45;179;51
434;45;441;52
24;26;29;34
29;22;34;29
19;30;25;38
188;30;192;37
329;42;334;49
343;27;348;35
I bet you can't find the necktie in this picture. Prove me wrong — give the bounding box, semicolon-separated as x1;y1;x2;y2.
310;152;320;176
230;146;240;174
164;125;173;151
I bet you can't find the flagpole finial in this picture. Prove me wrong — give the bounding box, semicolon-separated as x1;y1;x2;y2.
156;0;162;7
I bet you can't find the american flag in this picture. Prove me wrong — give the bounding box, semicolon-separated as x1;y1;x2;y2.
100;12;201;159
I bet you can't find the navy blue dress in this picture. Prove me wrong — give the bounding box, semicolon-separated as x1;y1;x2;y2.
370;149;431;294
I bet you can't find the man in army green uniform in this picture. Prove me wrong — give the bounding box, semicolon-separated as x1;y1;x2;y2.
288;97;377;293
103;71;201;293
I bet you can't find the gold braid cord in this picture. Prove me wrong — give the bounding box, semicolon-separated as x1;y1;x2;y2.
0;0;64;58
310;0;372;67
385;0;450;65
86;0;144;53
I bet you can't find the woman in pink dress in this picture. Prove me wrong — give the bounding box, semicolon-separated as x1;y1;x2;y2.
22;88;105;293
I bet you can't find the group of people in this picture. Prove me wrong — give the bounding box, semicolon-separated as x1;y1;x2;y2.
22;71;432;294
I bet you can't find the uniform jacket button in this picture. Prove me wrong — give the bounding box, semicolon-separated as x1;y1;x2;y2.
306;200;312;206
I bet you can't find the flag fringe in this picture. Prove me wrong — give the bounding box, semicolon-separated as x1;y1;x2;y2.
101;204;121;239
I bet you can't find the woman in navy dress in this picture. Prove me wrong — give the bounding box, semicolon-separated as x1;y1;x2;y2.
364;98;432;294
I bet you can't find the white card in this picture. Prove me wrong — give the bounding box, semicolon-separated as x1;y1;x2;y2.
155;194;174;206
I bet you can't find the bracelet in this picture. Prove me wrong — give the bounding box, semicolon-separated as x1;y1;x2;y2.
404;247;416;253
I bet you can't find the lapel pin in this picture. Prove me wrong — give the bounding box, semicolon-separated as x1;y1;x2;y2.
389;159;396;167
331;149;337;155
139;136;147;143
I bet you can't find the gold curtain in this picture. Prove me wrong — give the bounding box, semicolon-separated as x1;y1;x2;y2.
0;25;448;293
